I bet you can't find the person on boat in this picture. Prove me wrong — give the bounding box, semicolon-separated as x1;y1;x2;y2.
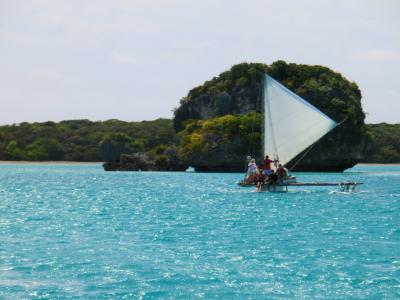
277;164;288;182
262;155;278;176
246;158;259;183
255;168;267;191
266;169;278;190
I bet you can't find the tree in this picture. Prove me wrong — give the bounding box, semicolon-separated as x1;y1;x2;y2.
99;133;132;162
0;118;179;162
5;141;23;160
25;138;64;160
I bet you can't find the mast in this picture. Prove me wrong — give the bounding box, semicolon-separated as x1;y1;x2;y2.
261;73;265;160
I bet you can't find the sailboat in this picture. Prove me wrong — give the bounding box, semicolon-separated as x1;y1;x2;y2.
239;74;362;192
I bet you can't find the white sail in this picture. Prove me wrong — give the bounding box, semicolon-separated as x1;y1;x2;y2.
263;74;337;166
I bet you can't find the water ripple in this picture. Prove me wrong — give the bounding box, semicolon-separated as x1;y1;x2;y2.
0;164;399;298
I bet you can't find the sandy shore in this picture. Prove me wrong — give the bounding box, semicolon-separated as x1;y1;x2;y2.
0;161;102;165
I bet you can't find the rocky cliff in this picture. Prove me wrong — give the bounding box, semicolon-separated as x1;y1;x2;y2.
174;63;265;132
174;61;369;172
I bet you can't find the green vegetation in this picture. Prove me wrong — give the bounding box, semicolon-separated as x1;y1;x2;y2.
99;133;134;163
174;61;370;170
178;114;400;167
266;61;365;128
178;112;261;165
0;61;398;167
174;63;266;132
181;63;266;102
365;123;400;163
0;117;398;165
0;119;178;161
174;61;366;133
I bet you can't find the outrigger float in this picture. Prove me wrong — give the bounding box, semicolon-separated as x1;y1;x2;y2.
239;74;362;192
239;181;363;192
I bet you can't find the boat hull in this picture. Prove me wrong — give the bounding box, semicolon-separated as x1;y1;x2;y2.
260;184;288;192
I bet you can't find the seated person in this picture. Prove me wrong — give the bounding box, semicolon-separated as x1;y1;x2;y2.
255;169;267;191
266;170;278;189
276;164;288;182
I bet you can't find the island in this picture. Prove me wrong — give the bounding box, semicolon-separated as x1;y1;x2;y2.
0;61;399;171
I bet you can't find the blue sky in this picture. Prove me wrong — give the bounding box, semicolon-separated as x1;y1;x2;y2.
0;0;399;124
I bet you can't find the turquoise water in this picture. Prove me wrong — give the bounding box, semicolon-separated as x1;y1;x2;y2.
0;164;399;299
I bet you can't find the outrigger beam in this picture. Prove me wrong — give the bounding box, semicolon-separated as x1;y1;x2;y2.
238;181;362;187
286;182;363;187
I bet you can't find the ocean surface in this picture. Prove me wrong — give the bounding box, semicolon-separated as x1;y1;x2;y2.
0;164;399;299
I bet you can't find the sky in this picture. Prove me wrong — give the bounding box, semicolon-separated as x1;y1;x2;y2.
0;0;399;125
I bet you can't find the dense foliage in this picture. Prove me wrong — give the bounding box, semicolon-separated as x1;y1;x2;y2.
0;118;398;165
0;61;397;167
0;119;178;161
174;61;366;132
174;63;265;132
178;116;400;169
178;112;262;168
267;61;365;128
365;123;400;163
174;61;370;171
180;63;266;103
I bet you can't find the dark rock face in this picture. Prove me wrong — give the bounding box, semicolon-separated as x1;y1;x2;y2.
103;153;153;171
173;62;369;172
174;81;263;132
286;131;370;172
103;152;187;171
190;135;253;172
185;125;369;173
